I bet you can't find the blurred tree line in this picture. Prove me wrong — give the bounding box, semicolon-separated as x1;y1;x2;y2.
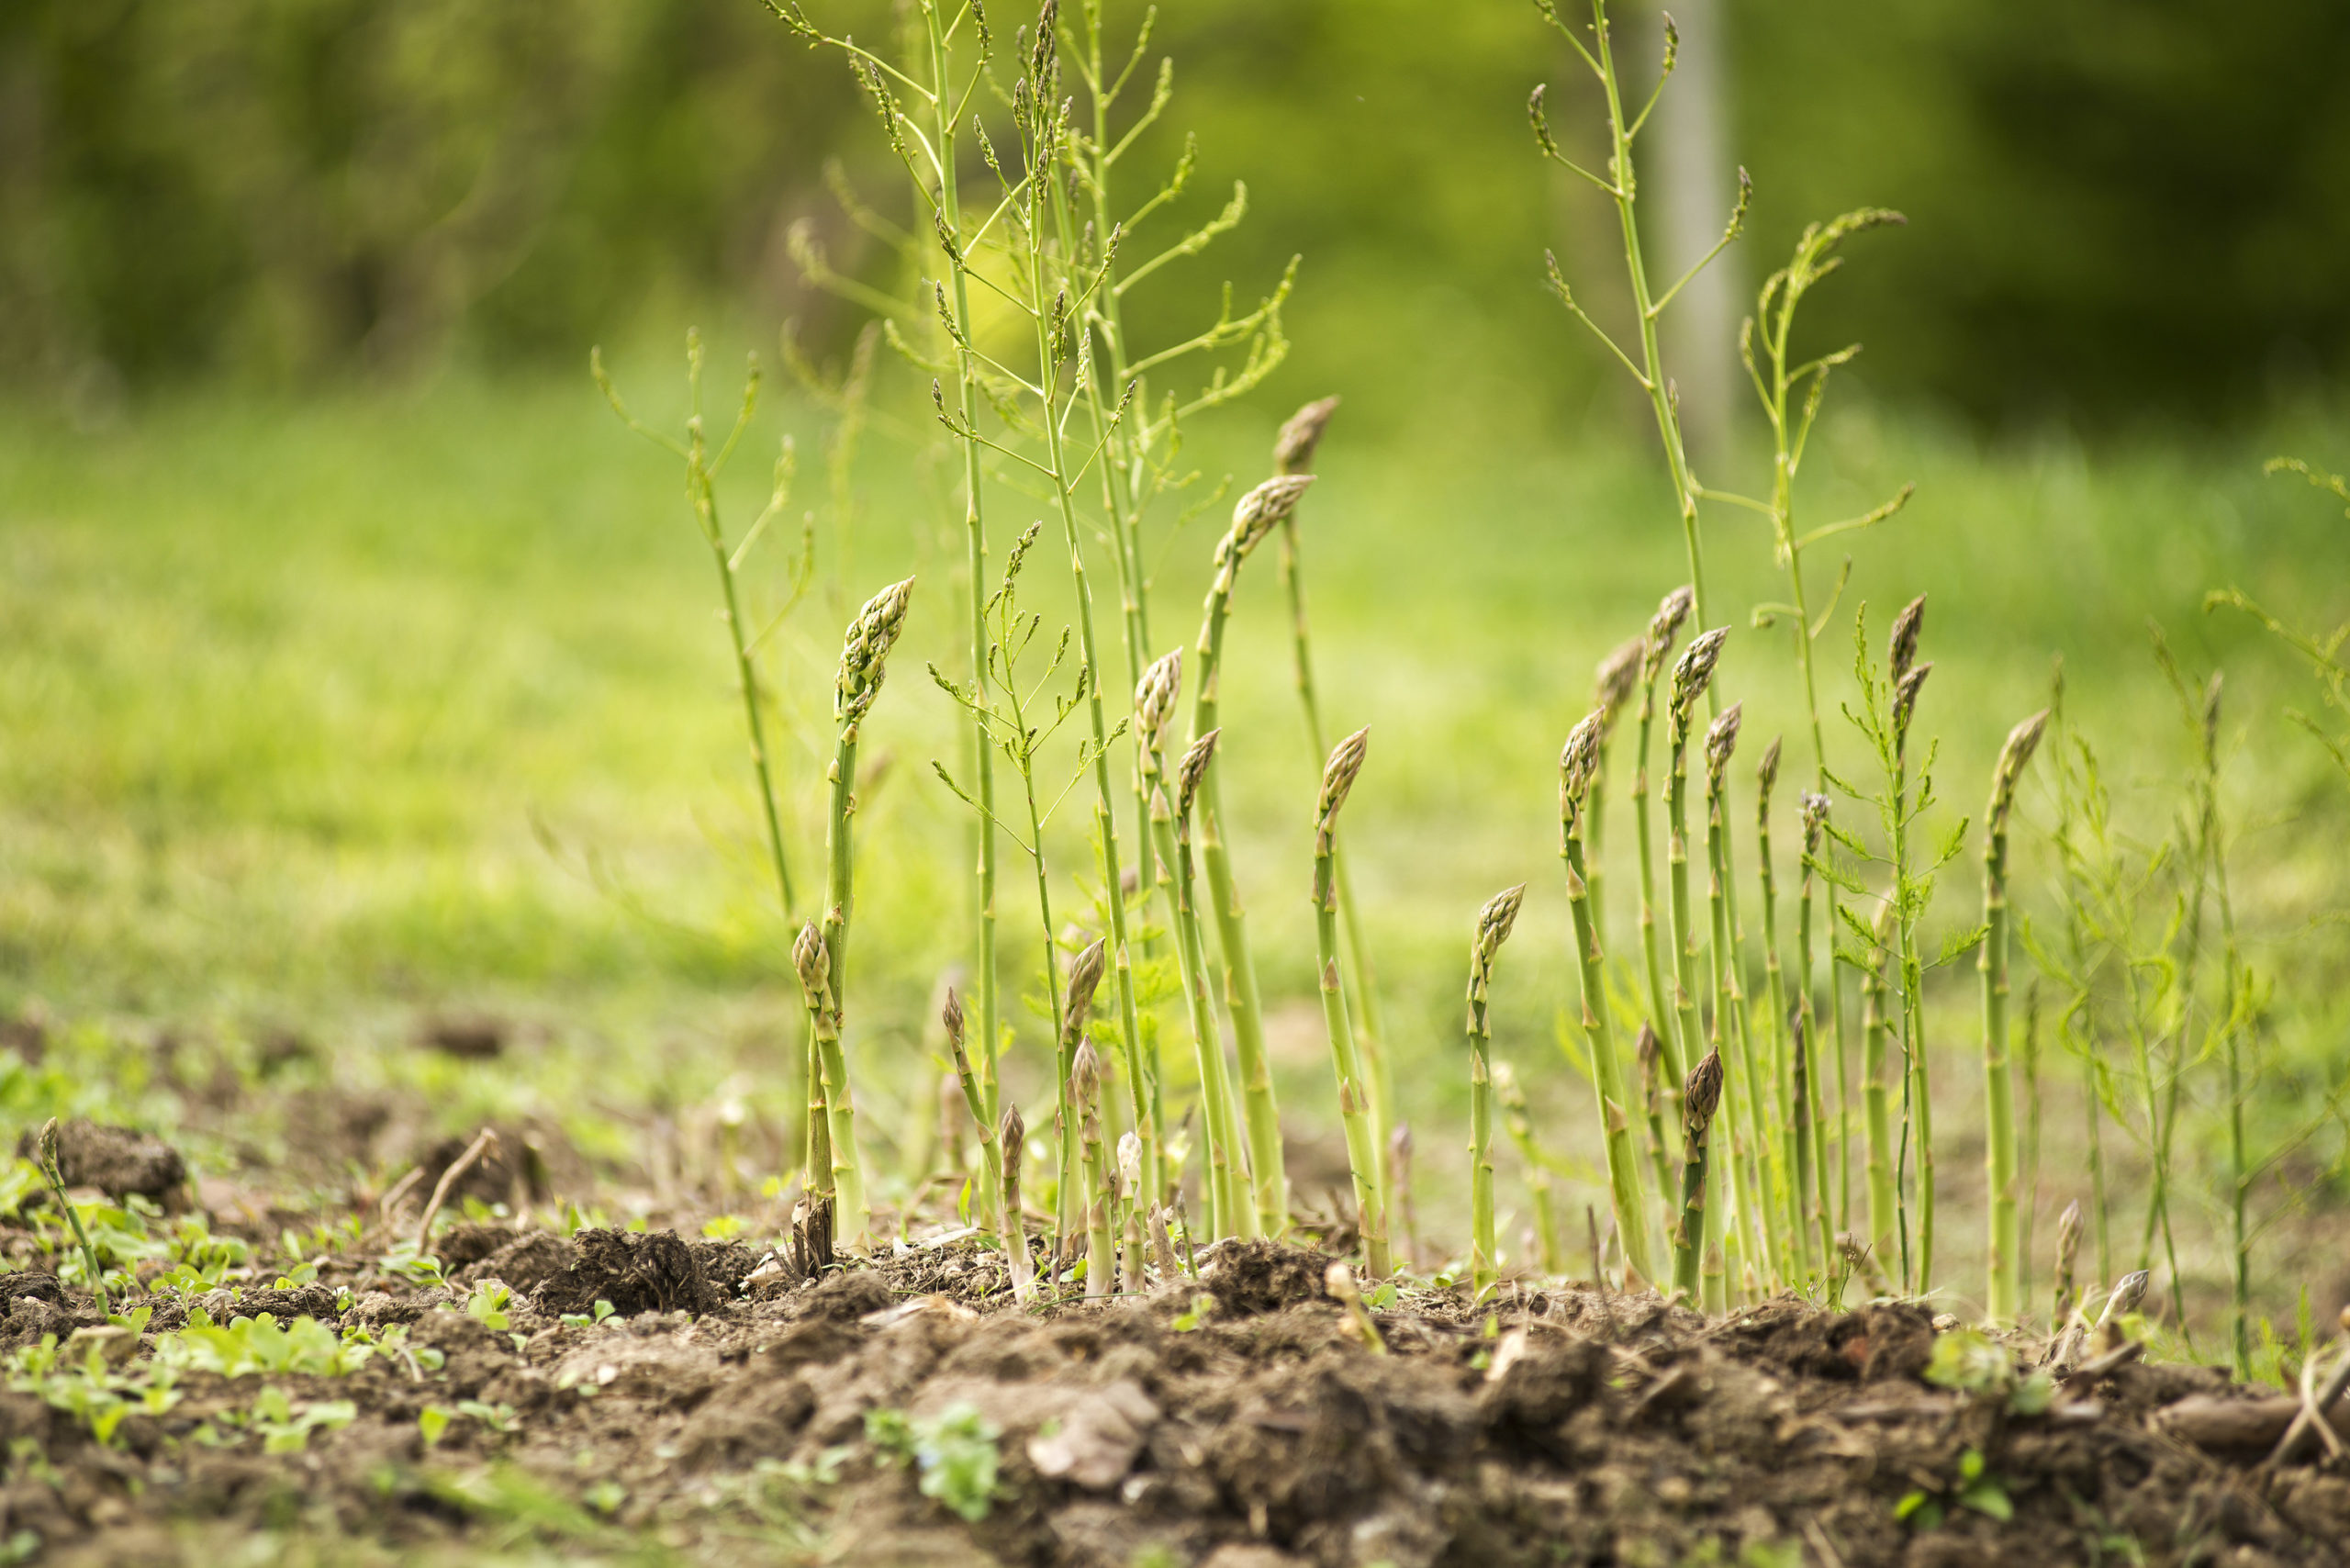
3;0;2344;430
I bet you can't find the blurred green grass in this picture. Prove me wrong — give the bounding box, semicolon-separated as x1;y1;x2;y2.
3;359;2348;1262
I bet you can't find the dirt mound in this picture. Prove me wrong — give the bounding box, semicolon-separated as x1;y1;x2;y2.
8;1232;2347;1567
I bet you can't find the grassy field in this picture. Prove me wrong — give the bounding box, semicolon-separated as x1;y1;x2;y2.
3;357;2347;1327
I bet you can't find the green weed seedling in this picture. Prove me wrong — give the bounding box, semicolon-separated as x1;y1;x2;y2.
1897;1447;2012;1529
558;1299;617;1330
867;1401;1002;1523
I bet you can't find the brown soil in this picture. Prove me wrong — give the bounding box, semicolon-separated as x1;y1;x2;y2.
5;1212;2347;1568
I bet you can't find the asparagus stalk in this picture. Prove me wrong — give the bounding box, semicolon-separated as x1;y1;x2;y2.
1272;398;1396;1170
941;988;1003;1231
1886;595;1934;1293
793;922;865;1246
1704;703;1774;1288
1589;636;1645;953
1563;710;1658;1283
37;1121;109;1317
1633;588;1696;1087
1073;1038;1114;1300
1861;897;1898;1272
1493;1060;1563;1274
1797;791;1839;1262
1631;1020;1677;1212
816;575;916;1246
2051;1197;2082;1327
1755;737;1804;1277
1663;629;1730;1098
1000;1104;1034;1305
1467;882;1528;1297
1058;937;1110;1271
1981;710;2050;1325
1314;726;1391;1278
1190;475;1315;1235
1160;726;1254;1241
1673;1048;1726;1303
1118;1133;1147;1292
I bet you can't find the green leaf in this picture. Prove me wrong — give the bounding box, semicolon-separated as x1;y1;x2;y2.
1959;1481;2012;1521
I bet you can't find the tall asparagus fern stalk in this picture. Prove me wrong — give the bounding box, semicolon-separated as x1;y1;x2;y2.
1529;0;1748;629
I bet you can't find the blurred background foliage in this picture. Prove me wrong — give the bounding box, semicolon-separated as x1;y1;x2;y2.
5;0;2348;433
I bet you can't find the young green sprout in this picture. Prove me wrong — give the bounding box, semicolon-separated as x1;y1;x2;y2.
1000;1104;1034;1305
37;1120;109;1317
1562;708;1656;1283
1981;709;2050;1325
1466;881;1528;1297
1633;587;1696;1090
1630;1020;1676;1211
1314;725;1391;1277
1325;1261;1387;1355
1673;1049;1725;1303
794;921;865;1247
1190;473;1316;1236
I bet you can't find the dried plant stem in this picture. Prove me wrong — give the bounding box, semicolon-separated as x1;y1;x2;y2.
1467;884;1528;1297
1315;728;1390;1278
1981;711;2048;1325
1189;477;1313;1235
1563;711;1658;1284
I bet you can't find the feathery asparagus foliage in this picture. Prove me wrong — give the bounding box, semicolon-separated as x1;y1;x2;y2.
1314;726;1391;1278
1466;882;1527;1297
1529;0;1748;632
